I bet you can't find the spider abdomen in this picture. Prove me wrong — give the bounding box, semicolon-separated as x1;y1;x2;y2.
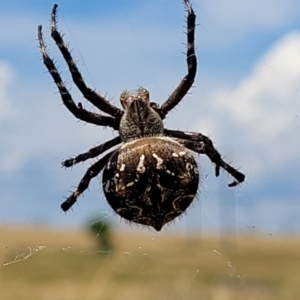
102;137;199;231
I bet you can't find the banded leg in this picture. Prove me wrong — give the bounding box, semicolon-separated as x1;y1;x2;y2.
38;26;118;129
63;136;121;167
156;0;197;119
61;150;115;211
50;4;123;120
165;129;245;186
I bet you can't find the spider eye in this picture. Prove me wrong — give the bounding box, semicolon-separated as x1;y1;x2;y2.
141;88;149;100
120;91;132;109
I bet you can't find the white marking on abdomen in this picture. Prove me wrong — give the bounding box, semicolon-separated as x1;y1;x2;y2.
136;154;146;173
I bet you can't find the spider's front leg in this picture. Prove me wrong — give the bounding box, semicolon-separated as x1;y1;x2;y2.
165;129;245;187
37;25;118;129
155;0;197;119
61;150;115;211
49;4;123;120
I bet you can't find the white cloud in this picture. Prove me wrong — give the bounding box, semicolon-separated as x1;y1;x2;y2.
0;68;115;173
0;62;24;172
0;62;17;121
196;32;300;182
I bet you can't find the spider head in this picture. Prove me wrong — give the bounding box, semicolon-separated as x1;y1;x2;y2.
120;87;150;111
119;87;164;142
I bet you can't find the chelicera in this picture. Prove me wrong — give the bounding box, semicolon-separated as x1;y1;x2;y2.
38;1;245;231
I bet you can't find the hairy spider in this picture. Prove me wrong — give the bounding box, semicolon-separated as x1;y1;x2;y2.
38;1;245;231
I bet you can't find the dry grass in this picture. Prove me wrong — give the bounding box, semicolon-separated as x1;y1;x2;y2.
1;226;300;300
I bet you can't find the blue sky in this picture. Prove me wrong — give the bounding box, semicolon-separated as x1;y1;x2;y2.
1;0;300;235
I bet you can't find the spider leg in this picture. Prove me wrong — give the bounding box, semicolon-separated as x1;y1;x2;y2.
156;0;197;119
50;4;123;120
63;136;121;167
165;129;245;186
38;25;118;129
61;150;115;211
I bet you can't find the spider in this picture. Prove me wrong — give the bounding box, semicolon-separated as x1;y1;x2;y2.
38;1;245;231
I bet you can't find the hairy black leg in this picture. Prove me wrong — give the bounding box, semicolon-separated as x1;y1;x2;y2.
156;0;197;119
61;150;115;211
50;4;123;120
63;136;121;167
38;26;118;129
165;129;245;186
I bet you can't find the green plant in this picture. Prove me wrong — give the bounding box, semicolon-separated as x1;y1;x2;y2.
86;216;114;253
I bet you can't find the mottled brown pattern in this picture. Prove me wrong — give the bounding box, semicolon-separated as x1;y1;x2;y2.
103;138;199;230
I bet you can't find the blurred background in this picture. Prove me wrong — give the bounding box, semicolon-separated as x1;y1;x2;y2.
1;0;300;299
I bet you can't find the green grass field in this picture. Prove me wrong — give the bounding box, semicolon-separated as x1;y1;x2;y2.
1;226;300;300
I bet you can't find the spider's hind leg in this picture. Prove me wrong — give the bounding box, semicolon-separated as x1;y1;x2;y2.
165;129;245;187
61;150;115;211
63;136;121;168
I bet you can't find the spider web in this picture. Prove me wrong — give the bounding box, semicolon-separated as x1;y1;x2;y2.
0;173;275;300
1;1;300;299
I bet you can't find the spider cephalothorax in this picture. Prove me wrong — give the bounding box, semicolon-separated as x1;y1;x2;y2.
118;88;164;142
38;1;245;231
